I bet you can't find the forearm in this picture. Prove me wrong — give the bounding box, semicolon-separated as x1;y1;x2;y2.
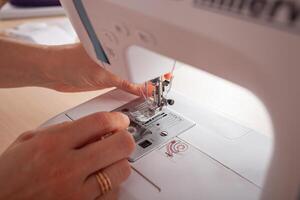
0;37;147;94
0;37;54;88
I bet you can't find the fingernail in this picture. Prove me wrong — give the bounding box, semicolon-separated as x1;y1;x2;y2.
120;112;130;122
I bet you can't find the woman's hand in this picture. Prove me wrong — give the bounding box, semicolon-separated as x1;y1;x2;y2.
0;112;135;200
0;37;152;95
42;43;152;95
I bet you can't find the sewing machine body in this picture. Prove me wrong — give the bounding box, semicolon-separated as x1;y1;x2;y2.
50;0;300;199
42;89;272;200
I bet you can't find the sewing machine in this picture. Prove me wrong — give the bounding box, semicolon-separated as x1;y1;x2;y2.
42;0;300;199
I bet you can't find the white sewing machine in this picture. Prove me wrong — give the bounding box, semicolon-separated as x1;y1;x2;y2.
43;0;300;199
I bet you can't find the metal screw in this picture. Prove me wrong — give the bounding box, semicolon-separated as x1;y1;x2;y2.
160;131;168;137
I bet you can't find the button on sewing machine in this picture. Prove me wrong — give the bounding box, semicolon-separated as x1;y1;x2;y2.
101;31;118;45
103;46;117;59
136;30;156;45
113;22;130;37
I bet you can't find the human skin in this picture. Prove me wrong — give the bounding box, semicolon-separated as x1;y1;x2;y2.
0;37;153;94
0;37;154;200
0;112;135;200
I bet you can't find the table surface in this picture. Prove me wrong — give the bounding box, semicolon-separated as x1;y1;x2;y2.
0;15;272;154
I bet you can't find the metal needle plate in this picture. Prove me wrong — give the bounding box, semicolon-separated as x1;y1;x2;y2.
113;98;195;162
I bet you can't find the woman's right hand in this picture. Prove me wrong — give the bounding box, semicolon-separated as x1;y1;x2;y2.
0;112;135;200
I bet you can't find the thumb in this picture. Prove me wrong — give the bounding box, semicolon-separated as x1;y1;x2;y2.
116;79;153;97
109;74;153;96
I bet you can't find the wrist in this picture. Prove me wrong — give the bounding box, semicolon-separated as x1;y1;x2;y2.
38;45;62;87
36;43;81;89
0;38;58;88
40;43;81;89
24;44;59;88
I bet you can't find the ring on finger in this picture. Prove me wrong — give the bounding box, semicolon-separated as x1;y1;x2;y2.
96;171;112;196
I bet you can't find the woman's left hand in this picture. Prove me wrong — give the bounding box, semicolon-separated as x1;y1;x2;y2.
43;43;152;95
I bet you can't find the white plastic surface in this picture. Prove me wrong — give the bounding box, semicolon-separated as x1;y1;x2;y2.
126;46;174;83
42;89;272;200
57;0;300;198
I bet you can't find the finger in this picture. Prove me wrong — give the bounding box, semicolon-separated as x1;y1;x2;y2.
118;79;143;96
83;159;130;200
96;188;120;200
146;82;154;97
77;130;135;174
109;73;153;97
118;80;154;97
4;130;36;152
55;112;130;149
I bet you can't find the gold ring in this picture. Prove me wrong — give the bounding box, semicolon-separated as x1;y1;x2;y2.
96;171;112;196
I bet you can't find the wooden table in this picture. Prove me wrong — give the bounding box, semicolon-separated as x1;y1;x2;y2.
0;15;272;155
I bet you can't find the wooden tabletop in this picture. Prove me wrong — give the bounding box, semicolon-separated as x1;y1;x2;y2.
0;15;272;155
